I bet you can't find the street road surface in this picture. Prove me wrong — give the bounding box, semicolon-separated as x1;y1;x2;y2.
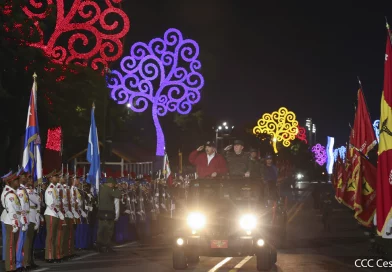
28;181;382;271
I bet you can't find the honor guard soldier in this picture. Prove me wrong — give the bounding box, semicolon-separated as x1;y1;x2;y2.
62;173;74;260
71;176;87;254
97;177;122;253
1;171;13;262
44;170;65;263
16;171;31;271
26;175;42;270
55;172;70;261
1;173;21;272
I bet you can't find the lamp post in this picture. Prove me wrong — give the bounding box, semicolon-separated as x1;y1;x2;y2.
214;122;234;150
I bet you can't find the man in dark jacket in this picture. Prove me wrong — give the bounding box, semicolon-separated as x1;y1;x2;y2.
189;141;228;178
97;177;122;253
248;148;262;178
224;140;250;178
262;154;278;200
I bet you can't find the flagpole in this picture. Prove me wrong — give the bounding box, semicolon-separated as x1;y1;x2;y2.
386;17;392;44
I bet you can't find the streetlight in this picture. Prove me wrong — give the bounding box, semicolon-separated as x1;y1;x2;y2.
215;121;234;150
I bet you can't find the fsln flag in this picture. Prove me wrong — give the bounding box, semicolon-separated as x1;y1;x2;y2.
86;103;100;194
376;27;392;235
22;73;42;183
349;88;377;226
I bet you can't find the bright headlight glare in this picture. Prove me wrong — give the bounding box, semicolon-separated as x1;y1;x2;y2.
240;214;257;230
187;212;206;230
297;173;303;179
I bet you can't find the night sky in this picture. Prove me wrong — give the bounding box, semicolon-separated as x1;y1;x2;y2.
122;1;392;147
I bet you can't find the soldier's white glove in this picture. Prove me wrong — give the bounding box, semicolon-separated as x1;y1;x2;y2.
58;211;65;221
72;210;80;219
12;220;19;233
39;214;44;223
80;210;87;218
124;209;131;214
115;215;119;221
22;224;28;232
34;222;39;230
66;211;74;218
88;206;93;211
35;213;41;224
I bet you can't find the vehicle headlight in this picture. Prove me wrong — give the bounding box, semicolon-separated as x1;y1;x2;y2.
239;214;257;230
297;173;303;179
187;212;206;230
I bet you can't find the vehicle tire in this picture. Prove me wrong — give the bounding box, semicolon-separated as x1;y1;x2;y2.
256;248;273;271
173;250;188;270
187;253;200;263
271;247;277;264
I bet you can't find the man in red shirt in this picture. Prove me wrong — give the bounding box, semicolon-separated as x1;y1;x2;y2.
189;141;228;178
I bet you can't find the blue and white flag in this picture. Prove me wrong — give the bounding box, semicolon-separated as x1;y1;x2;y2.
22;73;42;183
86;103;100;194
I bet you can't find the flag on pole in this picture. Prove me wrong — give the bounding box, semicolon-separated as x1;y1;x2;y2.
376;26;392;235
22;73;43;183
163;152;172;185
86;103;100;194
348;88;377;226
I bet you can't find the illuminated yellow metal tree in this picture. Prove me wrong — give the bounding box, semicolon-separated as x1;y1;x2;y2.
253;107;299;153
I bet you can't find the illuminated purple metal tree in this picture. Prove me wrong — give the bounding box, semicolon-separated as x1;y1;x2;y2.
311;143;327;166
107;28;204;156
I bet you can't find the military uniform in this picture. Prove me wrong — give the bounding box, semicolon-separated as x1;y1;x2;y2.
62;182;74;259
97;178;121;252
1;176;21;272
26;184;42;268
44;177;65;262
55;182;66;260
225;151;250;177
16;182;30;269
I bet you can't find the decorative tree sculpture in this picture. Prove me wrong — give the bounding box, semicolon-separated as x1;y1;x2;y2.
108;28;204;156
296;125;308;144
46;127;62;151
3;0;130;73
253;107;298;153
311;143;327;166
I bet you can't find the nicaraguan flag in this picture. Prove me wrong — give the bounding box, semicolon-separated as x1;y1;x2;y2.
22;74;43;183
86;104;100;194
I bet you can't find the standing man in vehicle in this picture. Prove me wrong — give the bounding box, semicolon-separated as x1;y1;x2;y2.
224;140;250;178
248;148;264;202
189;141;228;178
262;154;279;201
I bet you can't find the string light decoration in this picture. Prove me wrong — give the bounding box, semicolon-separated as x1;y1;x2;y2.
334;145;347;162
2;0;130;73
373;119;380;142
311;143;327;166
252;107;298;153
108;28;204;156
46;127;62;151
296;125;308;144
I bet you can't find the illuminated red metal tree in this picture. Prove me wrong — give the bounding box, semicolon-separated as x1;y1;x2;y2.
296;126;308;144
3;0;130;73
